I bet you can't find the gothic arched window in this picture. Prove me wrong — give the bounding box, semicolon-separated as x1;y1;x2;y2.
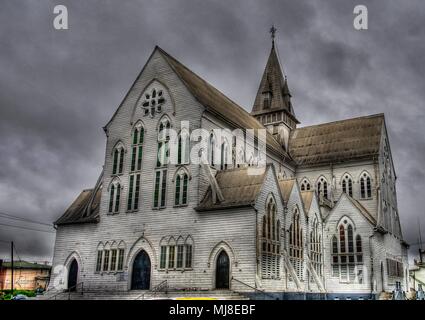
289;207;303;279
261;195;280;279
331;219;363;283
108;180;121;214
300;178;311;191
309;217;322;277
174;169;189;206
220;140;229;171
112;143;125;175
342;174;353;197
209;132;216;167
177;129;190;165
317;177;328;200
360;172;372;199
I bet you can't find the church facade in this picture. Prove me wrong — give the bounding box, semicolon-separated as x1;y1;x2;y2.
49;40;409;299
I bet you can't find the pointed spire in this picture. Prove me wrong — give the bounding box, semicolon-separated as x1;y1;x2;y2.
251;30;297;123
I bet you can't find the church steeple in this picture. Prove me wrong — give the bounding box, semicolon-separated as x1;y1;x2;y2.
251;27;299;150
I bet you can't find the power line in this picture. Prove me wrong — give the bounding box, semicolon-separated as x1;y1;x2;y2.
0;222;55;234
0;211;53;227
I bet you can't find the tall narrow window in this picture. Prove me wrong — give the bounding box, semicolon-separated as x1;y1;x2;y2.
131;125;144;172
110;249;117;271
342;174;353;197
117;248;124;271
175;170;189;206
209;133;216;167
360;172;372;199
160;246;167;269
310;217;322;277
261;196;280;279
177;245;184;268
96;250;103;272
289;208;303;280
185;244;193;268
177;130;190;165
220;141;229;171
168;245;175;269
127;174;141;211
317;177;328;199
112;145;125;175
154;170;167;208
108;181;121;213
103;250;110;271
157;118;170;167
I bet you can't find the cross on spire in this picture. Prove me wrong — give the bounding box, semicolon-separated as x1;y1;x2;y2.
270;24;277;47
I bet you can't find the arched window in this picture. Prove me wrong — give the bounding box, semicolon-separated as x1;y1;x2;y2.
154;117;170;208
289;207;303;279
112;144;125;175
331;219;363;283
317;177;328;199
360;172;372;199
177;129;190;165
309;217;322;277
209;132;216;167
261;196;280;279
300;178;311;191
174;169;189;206
220;140;229;171
342;174;353;197
108;180;121;213
131;124;144;172
157;117;171;167
159;235;194;270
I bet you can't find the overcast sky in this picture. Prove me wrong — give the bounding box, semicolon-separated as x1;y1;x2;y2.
0;0;424;263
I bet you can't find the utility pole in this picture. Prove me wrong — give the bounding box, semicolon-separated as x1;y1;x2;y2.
11;241;13;293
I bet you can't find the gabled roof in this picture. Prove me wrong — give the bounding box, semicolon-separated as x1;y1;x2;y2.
156;47;289;159
300;191;315;214
196;166;267;211
289;114;384;166
347;196;377;225
277;178;295;203
55;186;101;226
327;193;377;226
251;45;298;122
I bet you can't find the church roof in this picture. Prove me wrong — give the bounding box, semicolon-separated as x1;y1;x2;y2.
251;45;298;122
54;186;102;226
156;47;290;160
196;166;267;211
289;114;384;166
346;195;377;225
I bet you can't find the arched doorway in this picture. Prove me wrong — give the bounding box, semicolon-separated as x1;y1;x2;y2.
131;250;151;290
67;259;78;291
215;250;230;289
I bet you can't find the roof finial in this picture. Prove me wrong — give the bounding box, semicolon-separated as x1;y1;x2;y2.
270;24;277;48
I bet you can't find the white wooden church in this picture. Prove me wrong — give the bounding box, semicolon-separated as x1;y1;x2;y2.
49;35;409;299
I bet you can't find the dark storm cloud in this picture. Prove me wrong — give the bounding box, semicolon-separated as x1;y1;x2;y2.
0;0;424;262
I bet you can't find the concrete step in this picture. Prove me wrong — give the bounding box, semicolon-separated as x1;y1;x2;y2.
36;289;249;300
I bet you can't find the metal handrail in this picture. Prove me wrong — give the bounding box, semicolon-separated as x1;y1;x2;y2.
231;277;275;299
135;280;168;300
49;282;84;300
